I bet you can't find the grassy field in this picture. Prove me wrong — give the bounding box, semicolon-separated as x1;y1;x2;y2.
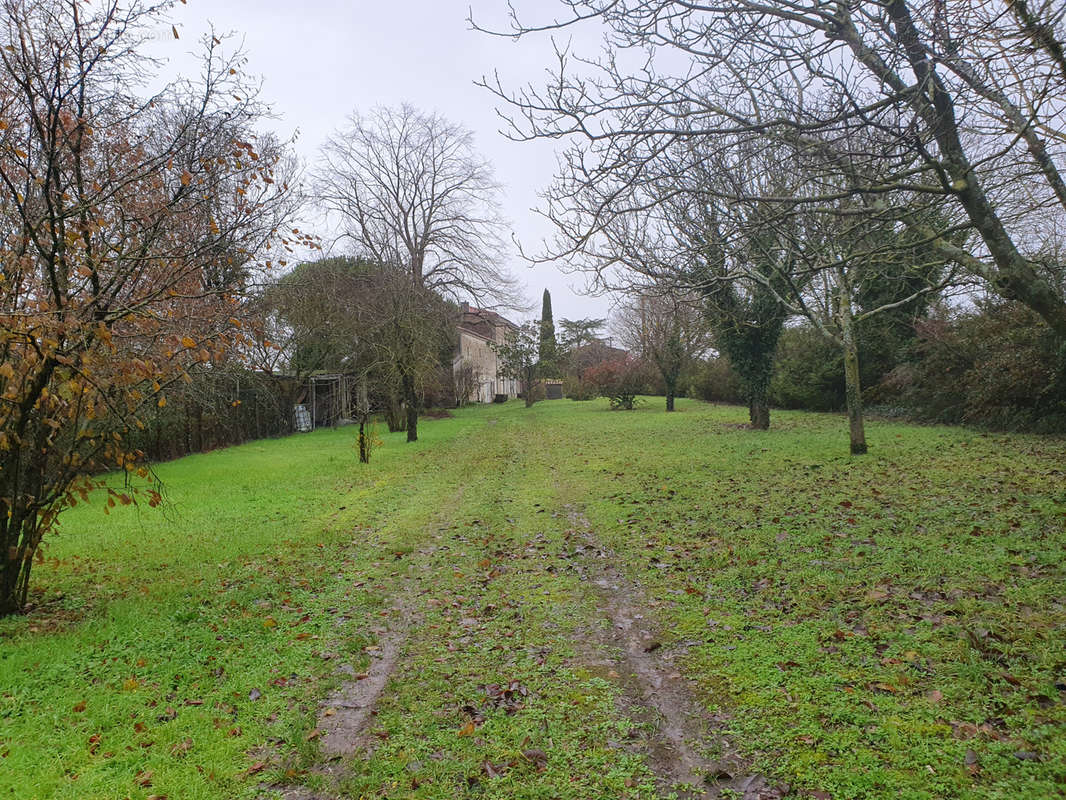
1;399;1064;799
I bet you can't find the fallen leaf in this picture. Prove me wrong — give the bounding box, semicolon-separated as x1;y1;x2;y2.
522;748;548;771
170;738;192;757
482;760;507;778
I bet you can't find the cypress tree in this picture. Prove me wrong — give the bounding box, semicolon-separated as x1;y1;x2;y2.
539;288;558;370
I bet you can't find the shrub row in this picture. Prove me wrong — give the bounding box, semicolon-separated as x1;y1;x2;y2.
689;300;1066;433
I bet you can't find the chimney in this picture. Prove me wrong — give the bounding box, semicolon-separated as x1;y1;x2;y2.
460;301;470;314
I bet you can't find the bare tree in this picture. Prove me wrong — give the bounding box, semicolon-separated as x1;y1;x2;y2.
0;0;302;614
769;199;956;453
315;104;521;307
474;0;1066;336
515;117;956;444
613;290;711;411
453;360;481;407
371;268;456;441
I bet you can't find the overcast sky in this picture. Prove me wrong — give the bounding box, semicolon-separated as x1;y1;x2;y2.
151;0;615;324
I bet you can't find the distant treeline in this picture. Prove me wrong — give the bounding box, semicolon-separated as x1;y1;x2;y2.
691;300;1066;434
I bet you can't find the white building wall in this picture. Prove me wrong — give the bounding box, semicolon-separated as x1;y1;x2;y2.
455;327;518;403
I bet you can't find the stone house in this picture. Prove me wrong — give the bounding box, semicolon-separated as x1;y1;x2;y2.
453;303;520;403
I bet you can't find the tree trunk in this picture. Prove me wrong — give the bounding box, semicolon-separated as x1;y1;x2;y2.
839;288;868;455
358;375;369;418
749;399;770;430
0;555;24;617
358;418;370;464
401;372;418;442
1;517;36;616
665;374;677;411
385;388;405;433
879;0;1066;338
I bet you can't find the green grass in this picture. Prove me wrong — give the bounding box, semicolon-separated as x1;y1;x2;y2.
1;399;1064;799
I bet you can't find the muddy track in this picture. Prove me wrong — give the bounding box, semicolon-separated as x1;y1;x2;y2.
565;506;788;800
318;602;410;765
264;571;417;797
270;489;463;799
267;591;413;800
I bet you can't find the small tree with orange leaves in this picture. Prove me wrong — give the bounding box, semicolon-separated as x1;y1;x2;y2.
0;0;304;615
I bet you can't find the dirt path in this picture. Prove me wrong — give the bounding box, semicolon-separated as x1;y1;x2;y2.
565;506;787;800
274;505;788;799
268;425;787;799
269;591;414;800
317;603;410;767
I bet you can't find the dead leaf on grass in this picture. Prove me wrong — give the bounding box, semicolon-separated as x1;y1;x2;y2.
170;738;192;757
482;760;508;778
522;748;548;771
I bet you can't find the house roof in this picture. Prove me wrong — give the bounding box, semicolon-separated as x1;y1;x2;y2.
457;306;518;342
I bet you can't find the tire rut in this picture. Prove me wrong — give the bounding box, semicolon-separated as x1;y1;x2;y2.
565;506;789;800
317;602;410;763
267;590;415;800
